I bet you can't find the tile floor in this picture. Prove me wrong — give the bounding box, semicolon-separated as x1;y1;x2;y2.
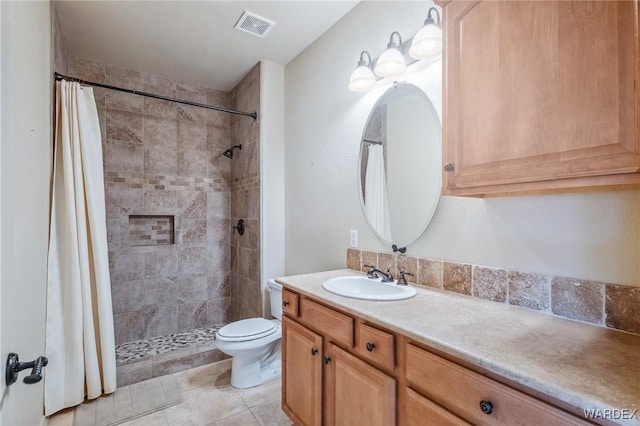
47;359;293;426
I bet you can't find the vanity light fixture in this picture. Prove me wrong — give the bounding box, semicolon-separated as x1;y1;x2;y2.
349;7;443;92
409;7;442;60
348;51;377;92
373;31;407;78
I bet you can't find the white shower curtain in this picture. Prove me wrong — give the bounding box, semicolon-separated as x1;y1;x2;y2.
45;81;116;415
364;144;392;241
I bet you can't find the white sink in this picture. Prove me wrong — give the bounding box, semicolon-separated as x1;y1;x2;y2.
322;276;417;301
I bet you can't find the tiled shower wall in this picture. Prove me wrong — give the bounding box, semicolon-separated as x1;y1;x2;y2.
230;64;262;320
68;58;243;344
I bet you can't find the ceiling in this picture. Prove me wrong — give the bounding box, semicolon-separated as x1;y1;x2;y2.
55;1;359;91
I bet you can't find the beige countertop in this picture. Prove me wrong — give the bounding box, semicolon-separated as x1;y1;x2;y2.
276;269;640;426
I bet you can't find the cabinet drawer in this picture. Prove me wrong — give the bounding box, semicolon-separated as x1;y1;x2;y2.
406;388;470;426
299;298;353;347
406;344;589;425
282;289;299;317
357;323;395;371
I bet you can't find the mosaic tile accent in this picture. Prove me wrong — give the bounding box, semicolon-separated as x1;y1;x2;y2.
346;248;639;336
105;172;227;192
129;215;175;246
116;324;224;364
231;175;260;191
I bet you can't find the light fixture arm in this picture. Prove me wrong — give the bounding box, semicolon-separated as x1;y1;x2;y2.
358;51;372;67
388;31;403;49
425;7;440;26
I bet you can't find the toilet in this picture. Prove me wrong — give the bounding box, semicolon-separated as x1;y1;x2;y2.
215;279;283;388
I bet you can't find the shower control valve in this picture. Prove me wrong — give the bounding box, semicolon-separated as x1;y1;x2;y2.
233;219;245;236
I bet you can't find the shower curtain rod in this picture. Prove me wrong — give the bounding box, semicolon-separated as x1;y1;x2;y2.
54;72;257;120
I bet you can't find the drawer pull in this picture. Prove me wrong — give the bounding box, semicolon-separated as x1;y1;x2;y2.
366;342;376;352
283;301;290;307
479;400;493;415
311;348;318;356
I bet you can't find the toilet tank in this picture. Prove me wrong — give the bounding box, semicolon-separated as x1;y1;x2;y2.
267;279;283;320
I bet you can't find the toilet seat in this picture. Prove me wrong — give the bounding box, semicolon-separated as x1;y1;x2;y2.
216;318;278;342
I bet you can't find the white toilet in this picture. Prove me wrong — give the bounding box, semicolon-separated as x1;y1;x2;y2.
215;279;283;388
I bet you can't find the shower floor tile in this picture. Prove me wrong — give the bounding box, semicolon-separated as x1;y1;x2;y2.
116;325;224;364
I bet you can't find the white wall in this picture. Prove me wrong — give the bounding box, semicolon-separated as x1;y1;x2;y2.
284;1;640;287
260;60;286;313
0;1;52;425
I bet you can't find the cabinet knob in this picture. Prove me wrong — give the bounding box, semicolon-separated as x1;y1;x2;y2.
323;356;332;365
479;400;493;415
444;163;454;172
310;348;318;356
283;301;290;307
366;342;376;352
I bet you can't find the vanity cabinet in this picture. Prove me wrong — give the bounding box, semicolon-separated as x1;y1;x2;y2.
282;317;323;426
441;0;640;196
325;344;396;426
404;343;591;425
281;287;591;425
281;292;396;426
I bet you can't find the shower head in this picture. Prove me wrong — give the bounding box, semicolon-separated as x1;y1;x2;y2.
223;144;242;159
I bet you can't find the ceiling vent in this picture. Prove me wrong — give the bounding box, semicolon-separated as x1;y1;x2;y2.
234;11;276;38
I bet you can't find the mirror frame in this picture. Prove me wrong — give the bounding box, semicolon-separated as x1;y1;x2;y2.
357;82;442;250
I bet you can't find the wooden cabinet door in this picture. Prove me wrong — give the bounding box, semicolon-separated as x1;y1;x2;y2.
443;1;640;196
282;317;323;426
326;344;396;426
405;388;471;426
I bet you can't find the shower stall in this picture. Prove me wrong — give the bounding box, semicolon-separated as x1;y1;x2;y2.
65;57;263;387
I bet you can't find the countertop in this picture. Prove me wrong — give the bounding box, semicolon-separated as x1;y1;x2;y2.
276;269;640;425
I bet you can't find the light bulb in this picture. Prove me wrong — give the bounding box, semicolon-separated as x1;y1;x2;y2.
409;24;442;59
374;47;406;78
348;65;376;92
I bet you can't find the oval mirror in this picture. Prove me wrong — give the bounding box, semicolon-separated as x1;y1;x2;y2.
358;82;441;248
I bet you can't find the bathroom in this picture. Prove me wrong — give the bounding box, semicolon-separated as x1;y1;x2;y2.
1;0;639;425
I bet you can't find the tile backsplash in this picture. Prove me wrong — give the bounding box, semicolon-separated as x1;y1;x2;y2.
347;248;640;336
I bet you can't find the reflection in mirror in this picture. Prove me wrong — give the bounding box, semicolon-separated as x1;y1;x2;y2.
359;83;441;248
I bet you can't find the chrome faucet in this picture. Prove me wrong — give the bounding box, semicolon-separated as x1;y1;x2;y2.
363;264;394;283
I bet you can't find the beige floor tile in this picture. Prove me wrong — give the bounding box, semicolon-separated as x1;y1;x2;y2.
47;408;74;426
250;400;292;426
175;359;232;391
165;387;247;426
46;361;292;426
118;410;169;426
207;409;260;426
236;378;281;408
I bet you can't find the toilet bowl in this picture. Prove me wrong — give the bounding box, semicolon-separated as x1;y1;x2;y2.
215;279;283;388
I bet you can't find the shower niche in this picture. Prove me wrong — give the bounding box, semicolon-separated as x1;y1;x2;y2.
128;215;175;246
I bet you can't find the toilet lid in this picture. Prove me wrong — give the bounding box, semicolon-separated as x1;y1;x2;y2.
216;318;277;342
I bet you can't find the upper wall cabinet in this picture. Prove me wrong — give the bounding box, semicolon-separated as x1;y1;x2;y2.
441;0;640;196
